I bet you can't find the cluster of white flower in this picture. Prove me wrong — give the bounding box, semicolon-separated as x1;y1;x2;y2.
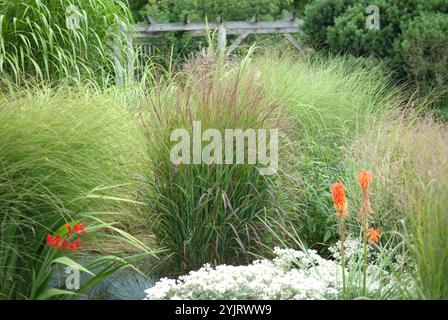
328;236;365;261
144;241;401;300
144;247;340;300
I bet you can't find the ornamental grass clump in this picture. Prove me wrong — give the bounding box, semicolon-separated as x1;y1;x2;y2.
142;55;286;273
252;50;401;249
0;0;134;86
0;88;156;299
406;187;448;299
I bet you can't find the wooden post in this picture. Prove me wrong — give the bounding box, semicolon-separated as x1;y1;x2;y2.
227;31;249;55
283;33;308;54
110;35;124;86
126;29;135;83
217;13;226;54
217;24;227;54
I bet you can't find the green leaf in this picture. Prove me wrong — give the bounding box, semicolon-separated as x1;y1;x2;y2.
36;288;78;300
52;257;94;276
324;229;333;242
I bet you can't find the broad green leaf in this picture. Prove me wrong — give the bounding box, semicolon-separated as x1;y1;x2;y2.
36;288;78;300
52;257;94;276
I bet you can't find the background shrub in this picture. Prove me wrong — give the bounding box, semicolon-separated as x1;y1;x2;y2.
141;0;292;22
302;0;355;47
302;0;448;104
396;13;448;91
326;0;414;58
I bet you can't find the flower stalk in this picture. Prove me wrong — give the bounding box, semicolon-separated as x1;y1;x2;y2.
357;170;372;296
357;170;381;297
332;182;348;299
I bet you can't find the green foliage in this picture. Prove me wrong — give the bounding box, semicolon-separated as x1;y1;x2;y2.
406;186;448;299
141;0;293;23
302;0;355;47
292;0;313;14
396;13;448;90
417;0;448;12
0;88;153;299
248;51;398;250
0;0;134;86
303;0;435;52
302;0;448;101
141;55;284;273
128;0;148;21
327;0;411;58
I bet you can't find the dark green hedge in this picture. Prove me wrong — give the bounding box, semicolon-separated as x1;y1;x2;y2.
302;0;448;96
397;12;448;90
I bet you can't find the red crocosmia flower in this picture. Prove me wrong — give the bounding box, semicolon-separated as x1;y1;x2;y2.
69;241;78;252
53;234;61;248
61;239;69;251
46;234;61;249
73;223;86;235
46;223;87;252
47;234;54;246
66;223;72;234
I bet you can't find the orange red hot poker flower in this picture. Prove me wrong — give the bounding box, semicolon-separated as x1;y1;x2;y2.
367;227;381;244
358;170;373;218
332;182;348;219
357;170;372;190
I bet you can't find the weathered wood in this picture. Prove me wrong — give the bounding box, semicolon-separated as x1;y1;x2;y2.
217;25;227;53
226;31;250;54
144;15;156;25
217;12;224;24
249;13;258;23
135;19;304;37
283;33;308;53
133;12;307;54
282;10;296;22
184;15;190;25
